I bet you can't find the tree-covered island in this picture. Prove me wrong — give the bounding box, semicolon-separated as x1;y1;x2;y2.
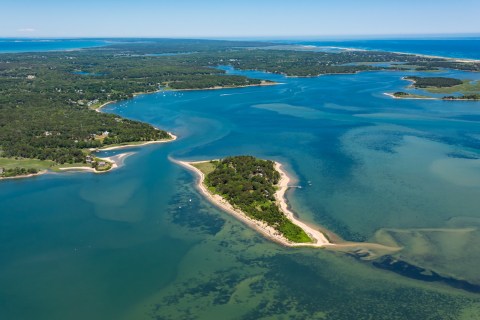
390;76;480;100
192;156;312;243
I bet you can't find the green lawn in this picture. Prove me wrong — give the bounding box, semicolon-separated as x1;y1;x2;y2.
0;158;56;170
192;161;217;175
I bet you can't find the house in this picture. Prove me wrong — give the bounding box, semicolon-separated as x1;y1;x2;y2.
26;75;36;80
0;168;4;174
86;155;93;163
98;161;106;167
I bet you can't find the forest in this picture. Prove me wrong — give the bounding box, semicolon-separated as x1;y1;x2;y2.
0;40;269;175
405;76;463;88
204;156;311;243
2;38;479;176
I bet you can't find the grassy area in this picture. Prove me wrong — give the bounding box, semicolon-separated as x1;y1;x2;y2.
0;158;55;170
422;80;480;94
192;161;217;176
0;157;114;175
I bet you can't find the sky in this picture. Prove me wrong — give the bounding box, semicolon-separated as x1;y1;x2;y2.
1;0;479;38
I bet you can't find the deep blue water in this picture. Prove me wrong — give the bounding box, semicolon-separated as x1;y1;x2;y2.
0;39;110;53
294;39;480;60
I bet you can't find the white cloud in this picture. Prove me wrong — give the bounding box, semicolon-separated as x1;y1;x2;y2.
17;28;36;33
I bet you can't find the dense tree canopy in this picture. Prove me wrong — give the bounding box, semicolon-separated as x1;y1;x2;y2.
405;76;463;88
2;38;479;175
205;156;311;243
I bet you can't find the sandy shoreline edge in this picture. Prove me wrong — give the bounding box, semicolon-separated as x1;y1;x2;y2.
1;134;177;181
58;152;135;174
171;158;403;255
94;133;177;152
171;158;332;247
59;134;177;174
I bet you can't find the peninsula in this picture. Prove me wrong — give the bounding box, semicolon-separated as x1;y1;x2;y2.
173;156;404;257
175;156;330;246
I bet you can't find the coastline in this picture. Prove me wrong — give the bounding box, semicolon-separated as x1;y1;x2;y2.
282;44;480;64
171;158;329;247
383;92;479;101
94;81;279;111
0;137;173;181
383;92;438;100
58;152;135;174
396;51;480;64
93;133;177;152
94;101;115;112
273;161;331;246
172;81;279;91
0;170;48;181
172;158;402;256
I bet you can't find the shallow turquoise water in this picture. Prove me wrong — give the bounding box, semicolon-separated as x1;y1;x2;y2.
1;67;480;319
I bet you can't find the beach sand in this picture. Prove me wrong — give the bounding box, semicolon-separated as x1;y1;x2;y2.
173;81;279;92
0;170;48;181
172;158;402;257
58;152;135;174
96;133;177;152
172;158;332;248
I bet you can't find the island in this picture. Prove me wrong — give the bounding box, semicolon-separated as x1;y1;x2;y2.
174;156;332;246
385;76;480;101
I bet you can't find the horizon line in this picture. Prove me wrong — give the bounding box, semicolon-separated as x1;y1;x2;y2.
1;32;480;40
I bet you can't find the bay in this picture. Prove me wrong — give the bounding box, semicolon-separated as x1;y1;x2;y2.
1;59;480;318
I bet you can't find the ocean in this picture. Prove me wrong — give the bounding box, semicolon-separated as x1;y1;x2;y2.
294;38;480;60
1;39;480;319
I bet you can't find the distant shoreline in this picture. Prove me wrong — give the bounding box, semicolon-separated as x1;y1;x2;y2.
172;80;279;91
384;92;479;101
288;44;480;64
94;81;278;111
93;133;177;151
0;170;48;181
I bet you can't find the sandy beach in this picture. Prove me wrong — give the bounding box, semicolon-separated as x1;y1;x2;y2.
383;92;439;100
172;158;332;248
95;133;177;152
173;80;279;92
94;101;115;113
58;152;135;173
172;158;402;256
0;170;48;181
